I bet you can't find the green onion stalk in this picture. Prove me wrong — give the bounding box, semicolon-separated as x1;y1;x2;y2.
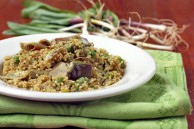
3;0;189;51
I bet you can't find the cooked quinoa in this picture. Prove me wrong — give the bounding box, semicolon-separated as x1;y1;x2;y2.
0;35;126;92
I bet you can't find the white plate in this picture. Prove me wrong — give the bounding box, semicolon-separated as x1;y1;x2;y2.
0;33;156;102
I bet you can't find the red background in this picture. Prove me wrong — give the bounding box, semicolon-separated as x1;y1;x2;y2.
0;0;193;128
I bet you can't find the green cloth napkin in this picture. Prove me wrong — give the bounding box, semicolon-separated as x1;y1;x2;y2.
0;50;192;129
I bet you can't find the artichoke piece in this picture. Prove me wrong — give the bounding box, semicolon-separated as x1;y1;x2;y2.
0;71;29;80
0;70;49;80
49;62;69;78
28;70;49;79
45;48;64;62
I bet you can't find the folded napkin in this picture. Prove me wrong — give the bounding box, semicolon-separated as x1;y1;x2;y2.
0;50;192;129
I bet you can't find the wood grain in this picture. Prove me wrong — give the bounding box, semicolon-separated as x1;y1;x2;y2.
0;0;193;128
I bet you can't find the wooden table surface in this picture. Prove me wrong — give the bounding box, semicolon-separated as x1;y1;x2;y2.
0;0;193;128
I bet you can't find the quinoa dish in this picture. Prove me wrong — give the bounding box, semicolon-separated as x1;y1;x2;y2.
0;35;126;92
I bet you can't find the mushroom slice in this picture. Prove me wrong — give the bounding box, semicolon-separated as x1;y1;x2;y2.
20;43;46;51
38;39;51;46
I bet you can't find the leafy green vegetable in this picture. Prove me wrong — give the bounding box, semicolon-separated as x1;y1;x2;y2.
4;22;61;35
3;30;17;35
27;9;76;19
3;0;119;36
29;23;65;29
103;10;119;27
2;0;186;51
3;22;81;35
22;0;76;18
30;18;73;25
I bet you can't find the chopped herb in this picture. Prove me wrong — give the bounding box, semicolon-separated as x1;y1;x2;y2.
103;53;109;58
55;77;64;83
13;55;20;64
118;57;126;68
107;72;113;79
76;77;89;84
88;50;96;57
66;44;72;52
71;77;89;91
71;82;79;91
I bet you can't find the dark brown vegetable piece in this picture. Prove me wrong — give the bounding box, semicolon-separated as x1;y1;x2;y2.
68;61;92;80
74;57;91;62
49;61;92;81
38;39;51;46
